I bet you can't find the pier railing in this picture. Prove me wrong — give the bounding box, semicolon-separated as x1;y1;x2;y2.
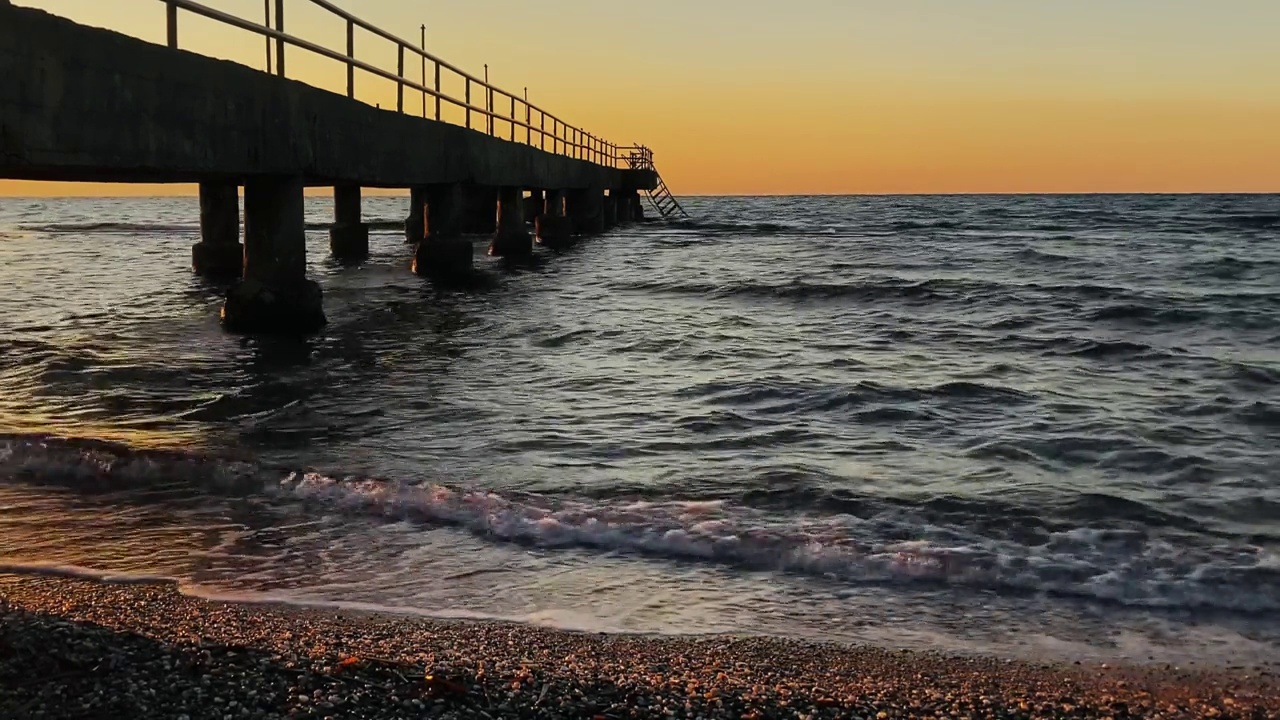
160;0;651;170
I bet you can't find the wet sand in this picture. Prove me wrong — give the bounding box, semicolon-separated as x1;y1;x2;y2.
1;574;1277;719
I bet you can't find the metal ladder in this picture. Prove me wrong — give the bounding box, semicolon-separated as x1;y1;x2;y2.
622;147;690;221
645;174;690;221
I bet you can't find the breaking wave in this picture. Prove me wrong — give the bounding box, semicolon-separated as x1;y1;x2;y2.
3;434;1278;614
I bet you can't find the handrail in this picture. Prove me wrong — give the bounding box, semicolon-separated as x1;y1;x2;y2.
159;0;653;169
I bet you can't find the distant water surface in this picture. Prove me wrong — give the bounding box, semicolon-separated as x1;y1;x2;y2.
1;194;1278;666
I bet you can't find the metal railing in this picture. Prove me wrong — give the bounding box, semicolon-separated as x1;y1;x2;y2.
161;0;653;170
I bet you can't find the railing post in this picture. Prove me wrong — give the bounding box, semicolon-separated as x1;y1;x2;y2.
396;44;405;113
509;95;516;141
274;0;284;76
466;79;472;129
434;62;442;121
524;88;530;146
484;65;492;136
166;1;178;48
346;19;355;98
540;113;545;151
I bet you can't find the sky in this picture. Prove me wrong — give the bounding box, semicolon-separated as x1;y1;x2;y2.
3;0;1279;196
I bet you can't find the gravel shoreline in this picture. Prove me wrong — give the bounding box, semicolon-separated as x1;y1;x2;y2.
1;574;1277;719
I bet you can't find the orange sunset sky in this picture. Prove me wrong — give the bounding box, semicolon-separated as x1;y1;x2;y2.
3;0;1278;196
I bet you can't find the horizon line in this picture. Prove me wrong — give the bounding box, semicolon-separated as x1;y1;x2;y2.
1;190;1277;200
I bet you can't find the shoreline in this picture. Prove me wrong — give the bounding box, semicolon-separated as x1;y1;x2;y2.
3;574;1277;719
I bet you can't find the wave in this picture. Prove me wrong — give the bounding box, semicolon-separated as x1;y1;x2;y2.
1183;256;1277;280
889;219;963;231
668;220;801;235
1084;303;1207;325
21;219;408;236
1013;334;1175;361
615;276;997;305
674;377;1034;415
0;561;179;586
2;434;1279;613
20;221;199;236
1217;213;1280;229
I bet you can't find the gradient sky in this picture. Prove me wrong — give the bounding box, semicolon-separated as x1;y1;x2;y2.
3;0;1279;195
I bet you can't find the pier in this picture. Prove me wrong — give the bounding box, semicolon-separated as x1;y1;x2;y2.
0;0;664;332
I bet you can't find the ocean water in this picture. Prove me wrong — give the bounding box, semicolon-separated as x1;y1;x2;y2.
1;194;1278;666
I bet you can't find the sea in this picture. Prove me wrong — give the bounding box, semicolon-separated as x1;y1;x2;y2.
1;194;1277;667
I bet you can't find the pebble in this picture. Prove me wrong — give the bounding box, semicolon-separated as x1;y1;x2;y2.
2;575;1279;720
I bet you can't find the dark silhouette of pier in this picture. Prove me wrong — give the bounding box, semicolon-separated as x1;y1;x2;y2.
0;0;669;332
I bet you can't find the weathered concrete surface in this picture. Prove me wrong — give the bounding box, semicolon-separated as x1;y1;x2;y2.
329;185;369;262
222;177;325;334
0;5;659;193
568;189;605;236
603;194;618;230
536;189;573;246
489;187;532;257
192;182;242;277
524;189;544;225
404;187;427;244
413;183;472;277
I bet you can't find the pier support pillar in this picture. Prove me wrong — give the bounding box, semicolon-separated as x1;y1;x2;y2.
222;176;325;334
568;188;605;236
404;186;427;244
489;186;532;257
536;189;573;247
413;184;473;277
465;187;498;235
616;189;642;223
603;193;618;230
192;182;243;278
329;184;369;262
524;189;544;225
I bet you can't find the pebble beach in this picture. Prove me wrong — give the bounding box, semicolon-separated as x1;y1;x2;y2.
2;574;1277;719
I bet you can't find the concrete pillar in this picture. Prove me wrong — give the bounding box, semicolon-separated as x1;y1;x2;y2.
536;189;573;247
192;182;243;278
616;191;633;224
603;193;618;230
404;186;427;244
489;186;532;257
329;184;369;262
222;176;325;334
464;186;498;235
413;183;473;277
616;189;642;224
524;189;544;225
545;190;565;219
568;188;605;236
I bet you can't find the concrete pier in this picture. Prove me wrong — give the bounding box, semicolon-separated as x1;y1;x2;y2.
413;183;473;277
524;189;544;225
330;185;369;262
489;186;532;257
192;182;243;278
617;190;634;224
536;189;573;246
0;4;660;334
222;176;325;334
465;187;498;235
568;189;605;236
405;187;427;244
603;194;618;230
631;193;647;222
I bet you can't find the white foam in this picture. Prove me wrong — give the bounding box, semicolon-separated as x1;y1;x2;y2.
0;561;179;586
3;434;1279;613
